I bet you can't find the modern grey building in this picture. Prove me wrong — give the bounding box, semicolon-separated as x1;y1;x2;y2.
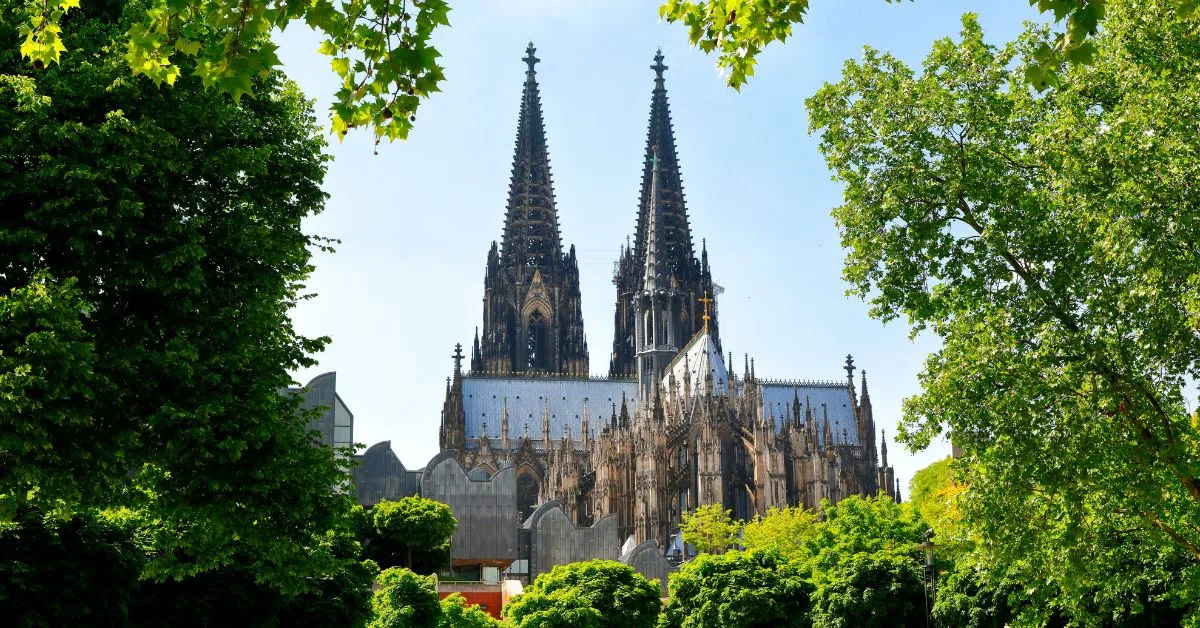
288;372;354;452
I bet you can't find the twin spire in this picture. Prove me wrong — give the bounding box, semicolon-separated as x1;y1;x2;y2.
501;42;561;269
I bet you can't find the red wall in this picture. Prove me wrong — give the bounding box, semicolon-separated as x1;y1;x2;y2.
438;591;504;619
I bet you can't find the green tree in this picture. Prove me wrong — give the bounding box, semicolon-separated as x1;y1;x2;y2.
658;549;814;628
503;590;603;628
438;593;503;628
810;551;925;628
366;497;456;572
806;0;1200;616
369;568;441;628
504;560;661;628
658;0;1200;90
679;503;739;555
14;0;449;139
0;505;143;627
741;506;817;561
908;458;967;554
930;566;1016;628
801;496;925;577
1;0;354;590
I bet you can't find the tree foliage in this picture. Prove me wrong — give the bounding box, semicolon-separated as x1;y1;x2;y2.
806;0;1200;612
810;551;925;628
678;503;739;555
740;506;817;561
504;560;661;628
365;496;456;573
438;593;503;628
1;0;355;589
14;0;449;140
369;568;441;628
659;0;1200;90
658;549;814;628
907;457;967;553
801;496;925;577
0;505;143;627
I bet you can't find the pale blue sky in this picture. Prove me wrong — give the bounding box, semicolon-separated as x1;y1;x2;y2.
277;1;1042;495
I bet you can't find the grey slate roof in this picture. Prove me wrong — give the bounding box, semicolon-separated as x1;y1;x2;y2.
462;375;638;445
760;382;860;445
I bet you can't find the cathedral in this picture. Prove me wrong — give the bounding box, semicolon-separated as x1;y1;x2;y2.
439;44;899;552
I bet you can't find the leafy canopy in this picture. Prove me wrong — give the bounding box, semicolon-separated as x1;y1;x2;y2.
659;0;1200;90
438;593;503;628
504;560;661;628
658;549;814;628
810;551;925;628
806;0;1200;612
678;503;739;555
15;0;449;141
366;496;456;572
740;505;817;561
369;567;441;628
1;0;356;589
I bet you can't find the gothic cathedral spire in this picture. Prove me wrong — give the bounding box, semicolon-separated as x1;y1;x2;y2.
611;49;720;377
475;44;589;376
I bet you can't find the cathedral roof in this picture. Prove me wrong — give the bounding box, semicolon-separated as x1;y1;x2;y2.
760;382;860;445
662;330;729;398
460;375;637;448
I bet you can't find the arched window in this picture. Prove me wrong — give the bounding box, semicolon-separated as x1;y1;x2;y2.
526;310;548;370
517;469;540;522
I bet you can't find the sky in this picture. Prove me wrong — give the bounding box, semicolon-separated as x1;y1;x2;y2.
276;1;1043;496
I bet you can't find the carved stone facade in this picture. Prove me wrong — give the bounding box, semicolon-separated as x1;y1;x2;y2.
440;45;899;556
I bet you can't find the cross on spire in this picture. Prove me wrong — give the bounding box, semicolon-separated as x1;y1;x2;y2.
523;42;539;74
453;343;464;373
652;48;667;81
699;290;713;332
844;354;855;381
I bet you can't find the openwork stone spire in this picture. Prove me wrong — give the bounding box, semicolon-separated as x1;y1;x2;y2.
475;44;588;376
632;48;692;277
502;42;562;269
610;49;719;377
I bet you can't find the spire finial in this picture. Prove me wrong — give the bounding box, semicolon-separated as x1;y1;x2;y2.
699;290;713;333
844;354;855;381
523;42;539;74
652;48;667;81
452;343;464;374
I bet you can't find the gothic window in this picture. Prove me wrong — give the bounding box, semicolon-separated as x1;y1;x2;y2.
526;310;549;370
517;469;540;521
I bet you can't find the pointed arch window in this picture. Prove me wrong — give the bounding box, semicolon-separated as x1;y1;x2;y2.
526;310;550;370
517;469;540;521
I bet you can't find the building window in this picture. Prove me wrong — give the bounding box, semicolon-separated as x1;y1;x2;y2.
526;310;549;370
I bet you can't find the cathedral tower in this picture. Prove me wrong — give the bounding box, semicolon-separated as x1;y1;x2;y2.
610;50;719;377
473;43;589;376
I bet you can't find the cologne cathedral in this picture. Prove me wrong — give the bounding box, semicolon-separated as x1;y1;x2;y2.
439;44;899;552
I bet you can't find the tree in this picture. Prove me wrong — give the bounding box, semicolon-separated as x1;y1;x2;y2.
438;593;503;628
907;458;967;554
366;497;456;573
810;551;925;628
1;0;354;589
801;496;925;577
741;506;817;561
14;0;449;139
658;0;1200;90
806;0;1200;615
504;560;661;628
658;549;815;628
369;568;442;628
503;590;603;628
0;505;143;627
678;504;739;555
